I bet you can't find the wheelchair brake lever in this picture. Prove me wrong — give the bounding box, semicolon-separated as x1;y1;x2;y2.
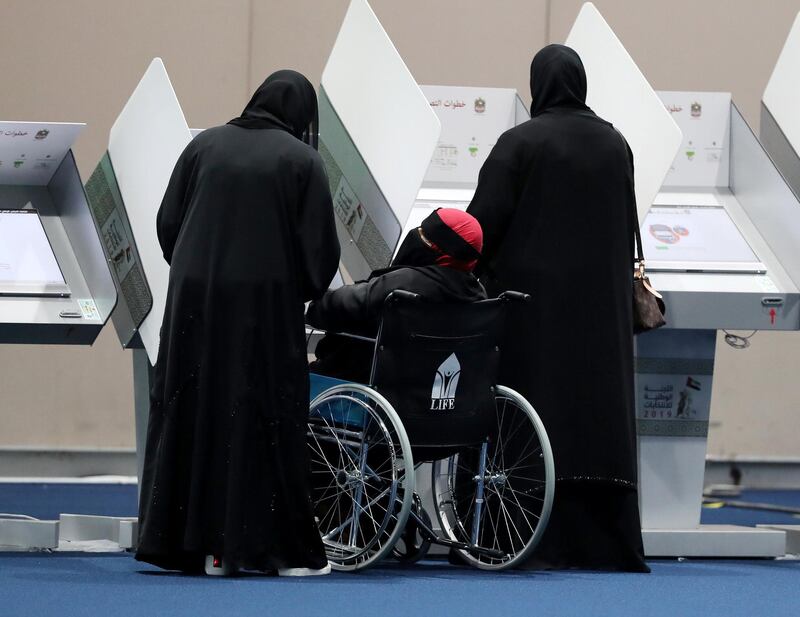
385;289;421;304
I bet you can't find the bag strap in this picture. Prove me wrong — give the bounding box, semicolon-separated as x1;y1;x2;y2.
632;198;645;266
614;128;645;267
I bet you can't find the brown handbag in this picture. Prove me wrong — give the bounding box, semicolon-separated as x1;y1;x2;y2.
616;127;666;334
631;201;666;334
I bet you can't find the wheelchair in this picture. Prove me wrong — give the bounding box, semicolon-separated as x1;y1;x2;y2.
306;290;555;571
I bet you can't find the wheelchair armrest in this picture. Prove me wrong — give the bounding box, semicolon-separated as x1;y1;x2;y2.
385;289;421;305
305;325;377;344
499;290;531;303
334;332;378;343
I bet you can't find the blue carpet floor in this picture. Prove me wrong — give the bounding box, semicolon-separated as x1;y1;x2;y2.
2;484;799;617
701;490;800;526
0;553;798;617
3;482;799;525
0;483;137;519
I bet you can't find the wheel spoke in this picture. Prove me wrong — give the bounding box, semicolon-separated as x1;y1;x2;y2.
431;391;554;570
496;493;526;548
311;389;410;567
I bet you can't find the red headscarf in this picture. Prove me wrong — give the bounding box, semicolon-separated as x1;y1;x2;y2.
424;208;483;272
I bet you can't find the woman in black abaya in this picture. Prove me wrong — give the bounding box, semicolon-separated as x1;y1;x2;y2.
136;70;340;576
467;45;648;572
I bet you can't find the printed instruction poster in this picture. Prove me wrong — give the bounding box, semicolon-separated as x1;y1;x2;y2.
658;91;730;188
421;86;518;186
0;122;85;186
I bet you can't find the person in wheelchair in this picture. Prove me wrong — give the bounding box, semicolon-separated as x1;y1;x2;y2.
305;230;556;571
306;208;486;383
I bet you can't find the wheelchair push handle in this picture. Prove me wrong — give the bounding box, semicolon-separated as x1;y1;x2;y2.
499;290;531;303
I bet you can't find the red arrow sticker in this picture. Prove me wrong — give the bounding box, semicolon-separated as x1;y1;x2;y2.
769;308;776;325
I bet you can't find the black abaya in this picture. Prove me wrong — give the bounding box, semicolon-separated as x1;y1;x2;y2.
467;45;648;572
136;71;341;572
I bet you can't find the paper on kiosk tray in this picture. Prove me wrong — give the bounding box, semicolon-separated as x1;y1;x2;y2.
566;3;682;219
0;207;68;296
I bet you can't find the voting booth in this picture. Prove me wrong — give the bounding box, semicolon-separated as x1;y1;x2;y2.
36;59;195;550
0;122;117;549
635;91;798;557
0;123;115;344
756;10;800;551
85;59;193;505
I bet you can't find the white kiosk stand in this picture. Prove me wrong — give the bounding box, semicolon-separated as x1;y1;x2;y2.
757;10;800;554
0;122;117;550
635;92;797;557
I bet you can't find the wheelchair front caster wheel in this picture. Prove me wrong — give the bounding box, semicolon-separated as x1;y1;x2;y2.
392;502;433;564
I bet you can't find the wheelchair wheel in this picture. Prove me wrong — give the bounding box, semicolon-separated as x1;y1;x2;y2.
307;384;414;571
391;493;433;564
431;385;555;570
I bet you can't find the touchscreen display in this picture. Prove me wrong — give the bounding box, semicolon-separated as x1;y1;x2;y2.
0;208;70;296
641;206;764;273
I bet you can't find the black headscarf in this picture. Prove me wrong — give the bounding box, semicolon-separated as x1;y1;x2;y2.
529;44;591;117
229;69;319;148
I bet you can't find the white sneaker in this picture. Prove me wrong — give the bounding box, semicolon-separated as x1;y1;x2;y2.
205;554;235;576
278;563;332;577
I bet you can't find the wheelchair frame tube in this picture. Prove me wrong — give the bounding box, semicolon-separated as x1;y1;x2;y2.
349;441;370;547
471;441;489;545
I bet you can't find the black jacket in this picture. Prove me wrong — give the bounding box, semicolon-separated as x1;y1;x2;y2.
306;265;486;382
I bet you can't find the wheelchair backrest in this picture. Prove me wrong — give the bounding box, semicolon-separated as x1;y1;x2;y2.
370;293;507;451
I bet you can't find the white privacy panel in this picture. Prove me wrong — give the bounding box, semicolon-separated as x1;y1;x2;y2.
108;58;192;365
566;2;682;219
763;11;800;154
321;0;440;230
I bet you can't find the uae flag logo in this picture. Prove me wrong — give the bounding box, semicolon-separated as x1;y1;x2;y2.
686;376;702;391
